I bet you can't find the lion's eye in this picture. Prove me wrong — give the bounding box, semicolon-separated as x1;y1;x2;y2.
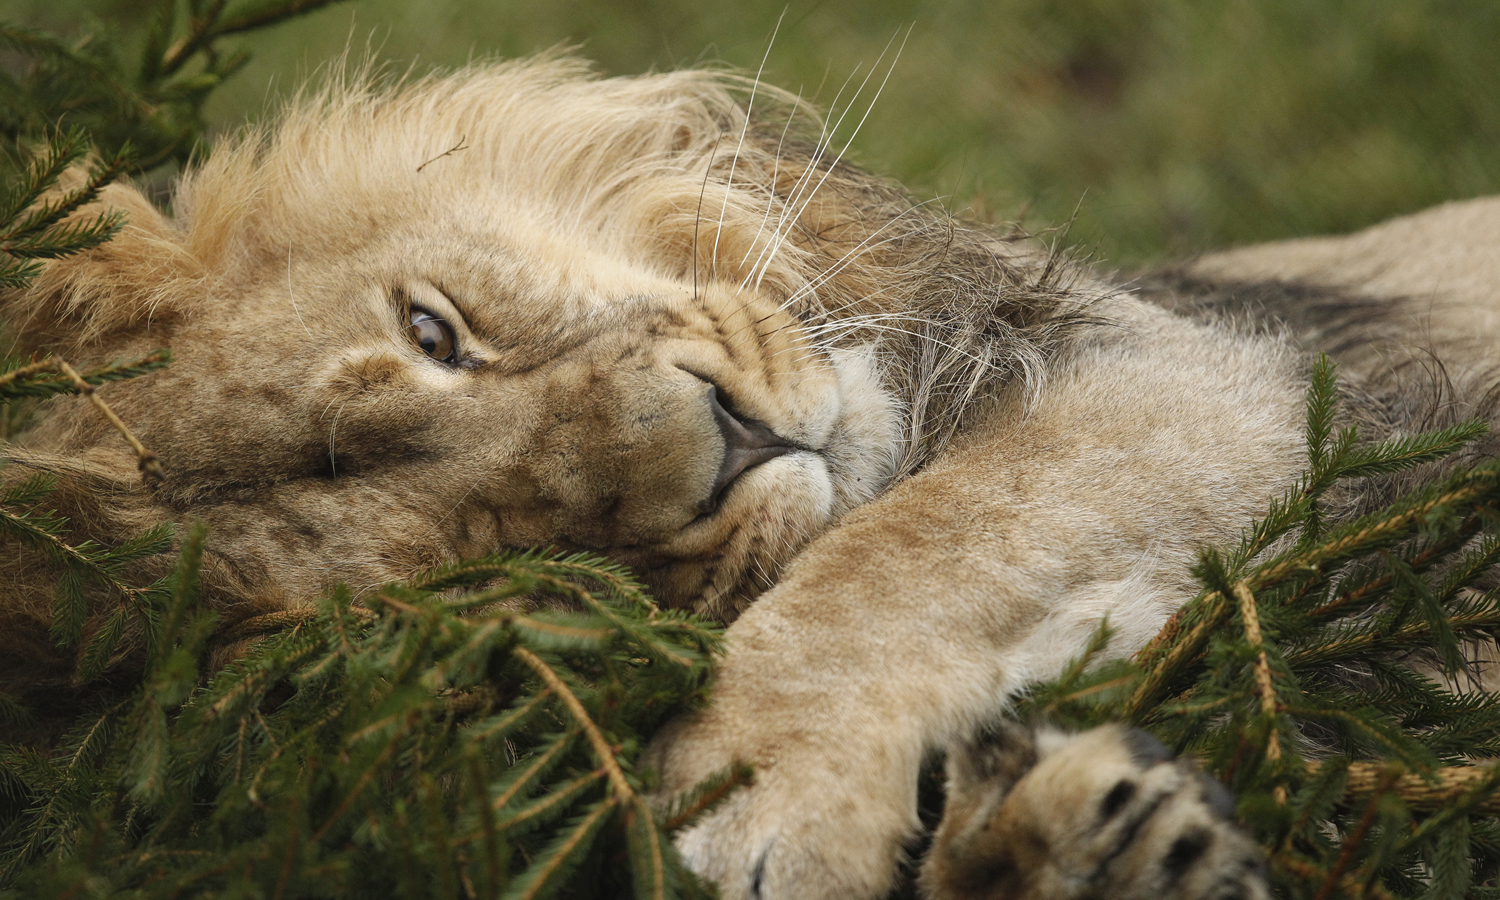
409;309;457;363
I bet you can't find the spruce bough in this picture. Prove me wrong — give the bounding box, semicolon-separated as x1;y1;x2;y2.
0;541;730;899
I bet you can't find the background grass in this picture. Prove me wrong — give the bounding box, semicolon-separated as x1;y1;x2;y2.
11;0;1500;265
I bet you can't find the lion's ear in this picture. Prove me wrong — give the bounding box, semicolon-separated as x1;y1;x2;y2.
5;174;192;360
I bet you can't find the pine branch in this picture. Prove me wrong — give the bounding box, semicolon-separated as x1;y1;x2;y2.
0;127;87;225
0;544;725;897
504;798;619;900
0;497;167;647
660;763;756;833
54;358;164;482
155;0;348;79
1235;582;1288;801
3;145;131;244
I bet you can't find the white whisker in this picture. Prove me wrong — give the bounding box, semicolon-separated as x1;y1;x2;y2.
737;98;803;292
743;64;866;286
692;133;725;299
754;27;911;294
775;203;933;312
712;12;784;278
323;398;349;479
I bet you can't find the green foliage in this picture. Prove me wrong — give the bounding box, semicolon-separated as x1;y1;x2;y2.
0;350;172;401
0;128;129;290
0;0;351;300
0;352;176;685
0;547;727;899
1022;355;1500;897
0;1;334;689
7;352;1500;898
7;8;726;895
1;0;350;175
5;6;1500;897
1;0;353;303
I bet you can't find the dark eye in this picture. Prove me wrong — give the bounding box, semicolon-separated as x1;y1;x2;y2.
409;309;457;363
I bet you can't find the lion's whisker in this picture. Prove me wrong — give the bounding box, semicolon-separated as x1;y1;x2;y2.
719;202;925;352
797;315;924;346
746;63;866;289
738;101;814;293
774;207;930;314
712;13;782;279
754;29;910;295
692;133;725;301
324;398;350;479
815;321;1000;373
736;101;803;293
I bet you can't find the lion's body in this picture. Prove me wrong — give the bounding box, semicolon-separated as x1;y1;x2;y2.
4;57;1497;899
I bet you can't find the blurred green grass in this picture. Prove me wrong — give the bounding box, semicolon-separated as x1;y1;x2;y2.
12;0;1500;264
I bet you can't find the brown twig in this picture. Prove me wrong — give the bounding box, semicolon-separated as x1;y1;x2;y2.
1339;761;1500;814
0;357;57;388
1278;856;1394;900
1284;610;1500;667
1257;475;1497;588
441;687;498;718
1235;581;1286;803
309;716;410;844
417;136;469;173
1124;593;1231;719
660;764;755;833
53;359;163;482
1304;511;1487;620
631;795;666;900
1128;473;1500;717
489;727;578;812
219;607;334;643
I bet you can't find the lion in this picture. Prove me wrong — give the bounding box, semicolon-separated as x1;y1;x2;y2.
4;54;1497;898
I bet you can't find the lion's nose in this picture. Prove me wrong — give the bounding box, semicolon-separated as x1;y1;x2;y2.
704;387;793;511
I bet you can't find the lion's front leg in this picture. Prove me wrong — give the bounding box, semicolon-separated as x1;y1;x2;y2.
922;724;1269;900
641;484;1222;899
646;317;1305;899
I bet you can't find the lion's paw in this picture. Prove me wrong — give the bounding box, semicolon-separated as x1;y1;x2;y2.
921;723;1269;900
647;714;919;900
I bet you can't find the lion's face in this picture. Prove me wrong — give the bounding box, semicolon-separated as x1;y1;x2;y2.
155;216;896;617
9;59;916;619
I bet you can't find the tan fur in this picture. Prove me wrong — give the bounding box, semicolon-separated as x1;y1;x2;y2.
3;56;1496;899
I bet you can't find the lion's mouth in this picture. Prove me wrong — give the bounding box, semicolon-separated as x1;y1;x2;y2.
704;386;797;512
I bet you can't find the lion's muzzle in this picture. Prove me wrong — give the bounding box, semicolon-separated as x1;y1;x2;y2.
705;385;797;514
